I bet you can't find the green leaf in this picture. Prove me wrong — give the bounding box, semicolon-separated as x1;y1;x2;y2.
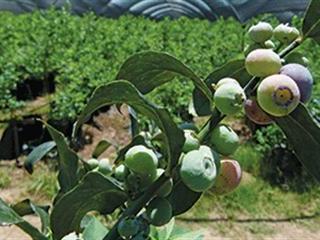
31;204;50;234
82;217;108;240
92;140;112;159
0;198;47;240
50;172;127;240
45;123;79;194
167;180;201;216
192;59;250;116
73;80;184;170
128;106;139;137
0;198;23;225
171;230;204;240
150;218;175;240
170;226;204;240
116;51;212;103
12;199;36;216
24;141;56;174
302;0;320;43
275;104;320;182
12;199;50;234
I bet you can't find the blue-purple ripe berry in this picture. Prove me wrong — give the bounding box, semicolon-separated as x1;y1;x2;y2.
280;63;313;103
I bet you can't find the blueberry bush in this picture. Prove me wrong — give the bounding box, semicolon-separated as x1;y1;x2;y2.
0;9;319;123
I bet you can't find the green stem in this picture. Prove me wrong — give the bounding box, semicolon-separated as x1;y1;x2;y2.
274;42;284;53
104;174;169;240
278;38;302;58
197;118;211;143
244;76;260;95
197;108;224;144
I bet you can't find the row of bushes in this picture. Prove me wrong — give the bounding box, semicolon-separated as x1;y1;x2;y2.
0;9;319;122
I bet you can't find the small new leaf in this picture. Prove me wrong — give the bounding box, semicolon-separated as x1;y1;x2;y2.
92;140;112;159
24;141;56;174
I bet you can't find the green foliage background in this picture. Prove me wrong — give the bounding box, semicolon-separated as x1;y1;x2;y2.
0;9;319;122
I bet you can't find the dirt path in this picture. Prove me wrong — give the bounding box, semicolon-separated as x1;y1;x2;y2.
177;217;320;240
1;217;319;240
0;216;40;240
0;176;38;240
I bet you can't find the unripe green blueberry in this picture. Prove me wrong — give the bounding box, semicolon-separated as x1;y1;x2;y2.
117;217;139;239
145;197;172;226
264;40;275;49
132;217;150;239
212;159;242;195
98;158;112;175
244;97;273;125
114;164;127;181
155;169;173;197
140;172;157;190
124;145;158;175
180;145;218;192
125;172;139;191
280;63;313;103
257;74;300;117
214;83;246;115
285;52;309;67
210;124;239;156
248;21;273;43
182;130;200;153
215;78;240;90
87;158;99;170
245;49;282;77
198;145;221;171
131;233;147;240
274;24;300;43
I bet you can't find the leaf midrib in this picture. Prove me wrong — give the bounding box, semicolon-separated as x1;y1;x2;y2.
304;18;320;38
286;114;320;146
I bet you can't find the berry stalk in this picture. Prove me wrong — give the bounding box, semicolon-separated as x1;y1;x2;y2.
279;37;303;58
197;108;224;143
